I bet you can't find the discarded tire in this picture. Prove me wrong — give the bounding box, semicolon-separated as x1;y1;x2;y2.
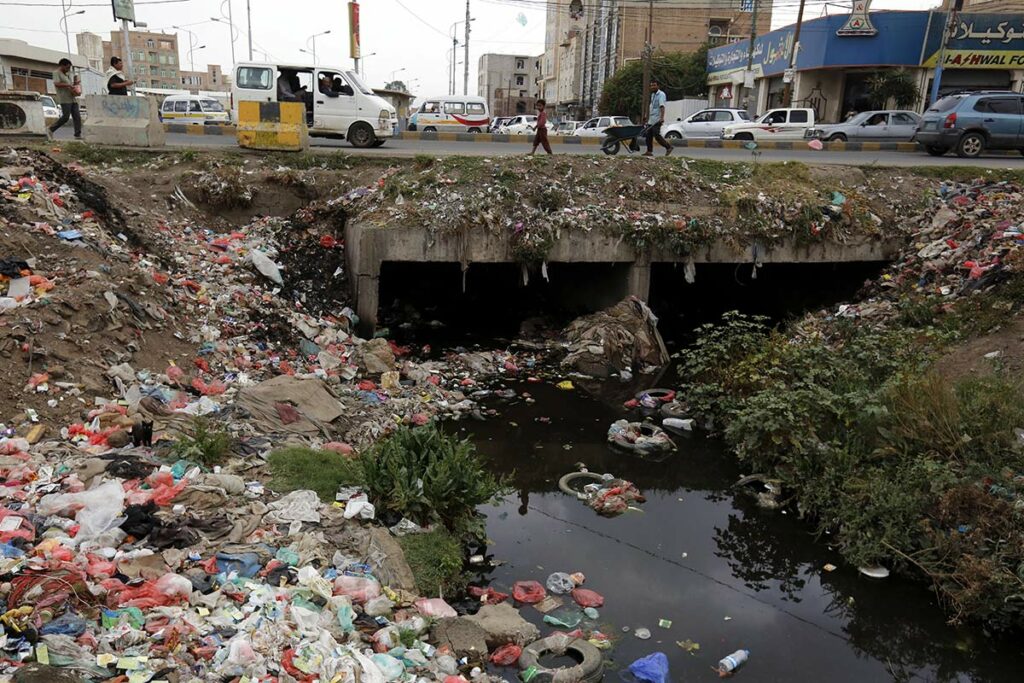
660;401;688;419
608;421;675;454
636;388;675;403
519;635;603;683
558;471;604;499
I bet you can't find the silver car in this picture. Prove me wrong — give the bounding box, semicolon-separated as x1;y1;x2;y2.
663;108;750;139
808;110;921;142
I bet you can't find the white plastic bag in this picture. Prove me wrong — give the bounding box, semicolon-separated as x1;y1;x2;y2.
249;249;283;285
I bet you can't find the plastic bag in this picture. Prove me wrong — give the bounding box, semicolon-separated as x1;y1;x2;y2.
415;597;457;618
512;580;546;604
490;643;522;666
628;652;669;683
543;609;582;629
333;574;381;604
250;249;283;284
365;595;395;617
468;586;509;604
371;653;405;682
39;480;125;545
571;588;604;608
546;572;575;595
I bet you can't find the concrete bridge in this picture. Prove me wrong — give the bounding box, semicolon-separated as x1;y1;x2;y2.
344;222;901;333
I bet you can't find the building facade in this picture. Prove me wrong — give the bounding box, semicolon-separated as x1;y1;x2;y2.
477;53;542;117
0;38;92;94
102;30;180;90
180;64;230;93
543;0;773;120
76;32;104;72
706;11;1024;123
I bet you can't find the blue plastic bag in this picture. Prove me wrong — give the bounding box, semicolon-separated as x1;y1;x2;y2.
628;652;669;683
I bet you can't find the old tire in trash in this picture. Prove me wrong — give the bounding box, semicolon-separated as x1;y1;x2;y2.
559;471;604;499
636;388;675;403
518;636;603;683
660;402;688;419
609;423;675;454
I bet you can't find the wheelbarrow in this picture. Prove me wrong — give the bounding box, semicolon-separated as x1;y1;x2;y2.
600;123;652;155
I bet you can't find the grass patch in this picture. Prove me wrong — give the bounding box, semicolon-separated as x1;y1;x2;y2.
58;142;169;167
398;529;468;598
267;446;363;502
171;417;232;468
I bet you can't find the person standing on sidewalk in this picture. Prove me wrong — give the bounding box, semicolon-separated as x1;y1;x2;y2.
49;58;82;139
643;79;672;157
529;99;553;156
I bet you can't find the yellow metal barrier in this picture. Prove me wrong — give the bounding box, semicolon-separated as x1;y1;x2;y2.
236;101;308;151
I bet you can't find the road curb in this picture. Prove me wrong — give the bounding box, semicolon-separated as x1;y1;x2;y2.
163;123;237;135
400;131;602;145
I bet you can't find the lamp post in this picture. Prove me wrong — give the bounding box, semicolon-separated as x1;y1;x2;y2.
210;16;240;66
390;67;405;83
359;52;376;77
306;30;331;66
449;19;474;96
173;25;202;71
59;5;84;57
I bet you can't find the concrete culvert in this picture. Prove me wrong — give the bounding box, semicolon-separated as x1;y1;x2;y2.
518;635;603;683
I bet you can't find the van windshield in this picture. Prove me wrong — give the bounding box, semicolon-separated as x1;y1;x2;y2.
200;99;225;112
345;71;374;96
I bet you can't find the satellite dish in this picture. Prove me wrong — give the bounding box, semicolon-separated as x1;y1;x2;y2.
516;13;528;27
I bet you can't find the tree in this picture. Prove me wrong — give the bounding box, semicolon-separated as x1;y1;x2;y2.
599;44;709;120
385;80;409;93
866;70;919;109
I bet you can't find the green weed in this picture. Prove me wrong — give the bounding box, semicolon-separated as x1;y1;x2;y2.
398;529;468;598
171;417;232;467
267;446;363;503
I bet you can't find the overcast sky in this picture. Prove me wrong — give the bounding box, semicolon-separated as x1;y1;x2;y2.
6;0;937;97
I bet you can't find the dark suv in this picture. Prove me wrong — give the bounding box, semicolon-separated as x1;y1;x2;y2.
915;91;1024;158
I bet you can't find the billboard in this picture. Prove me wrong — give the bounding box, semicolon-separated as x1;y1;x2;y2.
111;0;135;23
349;1;361;59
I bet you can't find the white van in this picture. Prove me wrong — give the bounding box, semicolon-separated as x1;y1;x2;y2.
409;96;489;133
160;94;230;125
232;62;397;148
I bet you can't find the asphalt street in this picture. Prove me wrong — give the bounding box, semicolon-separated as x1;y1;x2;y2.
51;128;1024;168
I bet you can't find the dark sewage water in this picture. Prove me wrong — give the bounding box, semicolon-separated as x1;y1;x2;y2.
453;380;1024;683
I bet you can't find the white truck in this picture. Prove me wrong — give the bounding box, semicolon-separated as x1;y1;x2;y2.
720;107;816;142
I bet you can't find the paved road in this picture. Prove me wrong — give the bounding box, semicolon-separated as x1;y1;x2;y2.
53;128;1024;168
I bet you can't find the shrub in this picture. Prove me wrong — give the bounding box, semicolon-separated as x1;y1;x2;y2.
171;417;232;467
267;447;363;503
398;529;468;598
361;425;505;540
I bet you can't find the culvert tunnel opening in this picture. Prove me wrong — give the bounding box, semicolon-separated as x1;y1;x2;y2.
375;260;888;346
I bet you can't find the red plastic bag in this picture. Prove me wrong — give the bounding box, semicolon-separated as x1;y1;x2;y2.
490;643;522;666
512;580;546;604
571;588;604;608
468;586;509;604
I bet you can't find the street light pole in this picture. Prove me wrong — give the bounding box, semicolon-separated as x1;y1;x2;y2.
246;0;253;61
463;0;471;96
306;30;331;66
222;0;236;66
782;0;807;106
59;7;85;57
641;0;653;124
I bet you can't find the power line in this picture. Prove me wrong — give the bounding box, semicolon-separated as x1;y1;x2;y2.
390;0;451;39
0;0;190;5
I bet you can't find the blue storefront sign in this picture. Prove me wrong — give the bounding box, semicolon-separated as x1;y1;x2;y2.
707;12;929;82
921;13;1024;68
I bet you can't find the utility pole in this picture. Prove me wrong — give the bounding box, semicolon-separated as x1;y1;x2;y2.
929;1;962;106
121;19;134;94
782;0;807;106
225;0;236;67
640;0;653;123
463;0;471;95
744;0;759;112
246;0;253;60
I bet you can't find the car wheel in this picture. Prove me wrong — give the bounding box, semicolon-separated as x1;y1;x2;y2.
956;132;985;158
734;132;754;141
665;131;682;140
422;126;437;133
828;133;847;142
602;139;620;155
467;127;480;133
925;145;948;157
348;122;376;148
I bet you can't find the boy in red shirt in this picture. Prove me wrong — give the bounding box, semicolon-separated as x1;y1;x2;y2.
530;99;552;156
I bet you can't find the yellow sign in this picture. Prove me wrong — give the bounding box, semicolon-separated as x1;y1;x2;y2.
923;49;1024;68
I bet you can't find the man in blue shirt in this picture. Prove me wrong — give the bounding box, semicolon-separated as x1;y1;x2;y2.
644;79;672;157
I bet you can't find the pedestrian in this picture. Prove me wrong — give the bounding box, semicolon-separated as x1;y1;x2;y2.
529;99;552;156
49;58;82;139
106;57;134;95
643;79;672;157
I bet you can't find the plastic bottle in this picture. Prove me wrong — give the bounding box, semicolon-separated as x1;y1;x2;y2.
717;649;749;676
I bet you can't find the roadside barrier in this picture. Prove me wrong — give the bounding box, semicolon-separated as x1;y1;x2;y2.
236;101;308;152
82;95;165;147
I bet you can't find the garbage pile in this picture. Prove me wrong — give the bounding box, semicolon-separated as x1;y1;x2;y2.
812;178;1024;324
558;470;646;517
607;420;676;455
561;298;670;379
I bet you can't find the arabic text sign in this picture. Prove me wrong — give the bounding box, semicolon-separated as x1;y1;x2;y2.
349;1;360;59
111;0;135;22
706;29;794;75
926;50;1024;68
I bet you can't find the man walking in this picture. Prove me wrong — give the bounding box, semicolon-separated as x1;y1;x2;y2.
49;58;81;139
643;79;672;157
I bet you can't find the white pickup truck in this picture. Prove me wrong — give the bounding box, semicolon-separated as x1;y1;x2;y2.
721;108;816;142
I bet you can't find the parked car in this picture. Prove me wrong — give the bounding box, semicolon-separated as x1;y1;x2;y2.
721;108;816;141
663;108;750;139
500;115;553;135
555;120;582;135
40;95;61;125
807;110;921;142
573;116;633;137
915;91;1024;158
489;116;512;133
